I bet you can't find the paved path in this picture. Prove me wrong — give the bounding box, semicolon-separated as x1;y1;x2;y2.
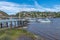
17;35;34;40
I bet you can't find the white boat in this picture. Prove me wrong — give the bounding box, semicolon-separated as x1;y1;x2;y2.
38;18;51;23
28;18;36;22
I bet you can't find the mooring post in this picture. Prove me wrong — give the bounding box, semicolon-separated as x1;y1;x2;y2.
19;20;22;27
20;20;22;27
20;20;22;26
1;22;3;28
18;19;22;27
14;21;16;28
6;22;8;28
10;21;12;28
17;21;19;27
17;20;22;27
22;21;24;26
18;21;20;27
24;21;27;26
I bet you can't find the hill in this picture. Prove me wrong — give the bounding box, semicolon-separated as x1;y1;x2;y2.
0;11;8;19
16;11;60;18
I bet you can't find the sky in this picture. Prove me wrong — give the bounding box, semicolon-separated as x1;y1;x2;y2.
0;0;60;15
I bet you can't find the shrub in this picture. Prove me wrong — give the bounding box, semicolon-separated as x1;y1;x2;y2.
0;35;12;40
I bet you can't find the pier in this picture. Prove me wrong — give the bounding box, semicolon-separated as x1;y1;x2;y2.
0;19;28;28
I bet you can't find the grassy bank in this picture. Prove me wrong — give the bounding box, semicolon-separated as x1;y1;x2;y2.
0;28;35;40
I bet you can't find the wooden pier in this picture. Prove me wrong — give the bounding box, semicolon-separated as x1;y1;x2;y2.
0;19;28;28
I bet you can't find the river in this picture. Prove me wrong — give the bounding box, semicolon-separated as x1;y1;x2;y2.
27;18;60;40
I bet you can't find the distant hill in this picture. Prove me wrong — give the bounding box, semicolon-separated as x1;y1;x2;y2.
0;11;8;19
16;11;60;18
0;11;8;16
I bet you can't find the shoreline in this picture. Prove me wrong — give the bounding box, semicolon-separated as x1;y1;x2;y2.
0;27;45;40
21;27;45;40
0;28;37;40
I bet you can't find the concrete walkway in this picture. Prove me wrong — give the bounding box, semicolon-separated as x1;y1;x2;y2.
17;35;34;40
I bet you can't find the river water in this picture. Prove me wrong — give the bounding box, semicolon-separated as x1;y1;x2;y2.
27;18;60;40
0;18;60;40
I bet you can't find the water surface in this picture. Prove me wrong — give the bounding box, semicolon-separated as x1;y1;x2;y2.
27;18;60;40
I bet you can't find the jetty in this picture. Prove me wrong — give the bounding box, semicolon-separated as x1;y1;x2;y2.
0;19;28;28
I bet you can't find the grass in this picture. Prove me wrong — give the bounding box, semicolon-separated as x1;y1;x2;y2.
0;28;35;40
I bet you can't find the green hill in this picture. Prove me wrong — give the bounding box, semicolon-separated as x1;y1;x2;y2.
0;11;8;16
16;11;60;18
0;11;9;19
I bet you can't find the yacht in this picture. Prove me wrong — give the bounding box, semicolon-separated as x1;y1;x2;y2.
38;18;51;23
28;18;36;22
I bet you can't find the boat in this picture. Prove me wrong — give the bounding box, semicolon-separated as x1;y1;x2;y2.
28;18;36;22
38;18;51;23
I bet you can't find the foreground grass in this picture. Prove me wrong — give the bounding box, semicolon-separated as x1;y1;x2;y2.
0;28;35;40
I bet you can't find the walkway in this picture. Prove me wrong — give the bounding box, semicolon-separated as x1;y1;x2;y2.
17;35;34;40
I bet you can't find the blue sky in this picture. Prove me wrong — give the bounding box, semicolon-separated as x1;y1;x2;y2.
0;0;60;15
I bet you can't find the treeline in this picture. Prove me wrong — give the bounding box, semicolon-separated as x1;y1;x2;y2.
0;11;8;16
0;10;60;18
0;11;9;19
16;11;60;18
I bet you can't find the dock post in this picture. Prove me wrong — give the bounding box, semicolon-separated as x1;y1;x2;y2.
20;20;22;27
17;20;22;27
22;21;24;26
17;21;19;27
14;21;16;28
19;21;21;27
10;21;12;29
21;21;24;26
18;21;20;27
6;22;8;28
0;22;3;28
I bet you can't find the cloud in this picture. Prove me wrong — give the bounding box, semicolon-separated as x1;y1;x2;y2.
0;1;21;15
44;5;60;12
0;1;39;15
0;1;60;15
0;1;35;15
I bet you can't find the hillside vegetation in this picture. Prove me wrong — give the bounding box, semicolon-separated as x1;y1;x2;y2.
0;10;60;18
16;11;60;18
0;11;8;16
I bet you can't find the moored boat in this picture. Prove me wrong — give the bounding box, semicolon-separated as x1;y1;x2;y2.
38;18;51;23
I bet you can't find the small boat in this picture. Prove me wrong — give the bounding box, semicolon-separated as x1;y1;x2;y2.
28;18;36;22
38;18;51;23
